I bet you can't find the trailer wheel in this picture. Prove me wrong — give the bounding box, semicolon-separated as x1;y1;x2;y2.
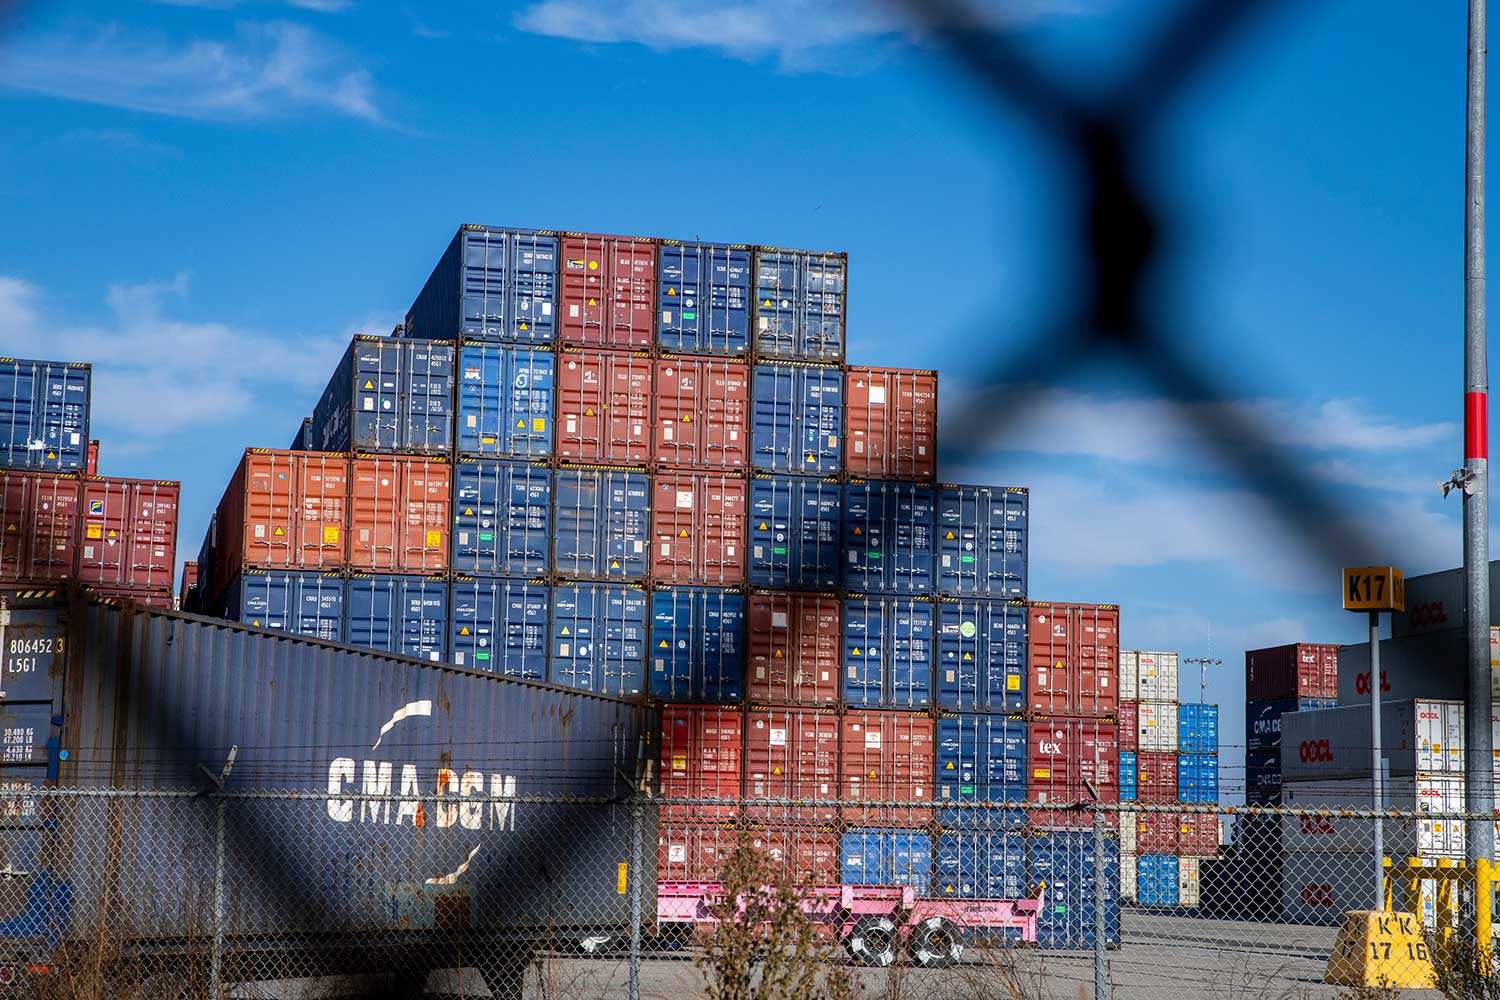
909;916;963;968
845;915;899;967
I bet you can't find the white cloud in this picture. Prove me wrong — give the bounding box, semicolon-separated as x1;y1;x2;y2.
153;0;354;10
0;20;380;123
60;128;184;159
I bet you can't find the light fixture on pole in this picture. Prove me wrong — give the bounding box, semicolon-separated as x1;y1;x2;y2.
1183;656;1221;704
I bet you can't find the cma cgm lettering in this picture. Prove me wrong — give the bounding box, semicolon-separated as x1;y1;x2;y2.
326;759;517;831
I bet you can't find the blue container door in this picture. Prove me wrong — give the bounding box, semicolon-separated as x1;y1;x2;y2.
1138;856;1179;907
456;345;555;457
752;251;845;360
0;360;90;470
891;833;931;889
552;469;650;580
658;244;751;354
936;486;1028;597
228;572;344;642
935;834;1025;898
452;460;551;576
844;482;936;594
841;597;881;706
461;228;557;342
1119;751;1138;801
750;365;842;473
650;588;745;703
842;596;932;708
448;578;549;679
747;476;841;589
840;831;881;885
349;341;403;450
403;341;454;452
346;576;446;660
935;599;1026;711
549;584;647;696
936;716;1027;830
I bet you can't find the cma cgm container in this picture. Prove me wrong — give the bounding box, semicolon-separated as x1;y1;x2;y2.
750;362;843;474
746;475;841;589
649;586;745;702
75;477;180;590
404;225;558;342
935;597;1026;712
346;573;448;661
744;707;839;822
650;472;747;585
1246;643;1339;701
218;568;344;642
751;247;846;361
744;590;839;705
935;485;1028;598
1178;703;1220;753
310;336;454;454
1246;696;1336;755
0;358;90;471
1027;717;1120;827
843;480;936;594
549;582;648;696
842;594;933;709
212;451;347;590
1247;751;1283;805
454;343;554;457
839;710;935;825
934;832;1026;900
348;456;450;575
653;357;750;468
840;830;932;888
559;234;657;349
660;704;743;819
1027;832;1121;948
844;367;937;480
1027;602;1119;717
1280;699;1463;781
0;470;78;582
552;467;650;580
555;349;653;464
935;713;1027;830
1119;651;1179;702
448;576;549;680
450;459;550;577
657;242;751;355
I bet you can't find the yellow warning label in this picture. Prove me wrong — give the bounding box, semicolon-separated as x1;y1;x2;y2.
426;530;441;547
853;526;863;536
762;299;773;307
617;863;628;895
273;526;285;537
4;523;14;532
851;647;862;657
667;287;678;296
363;380;375;390
945;761;955;770
1034;768;1051;779
759;522;769;531
585;408;595;416
460;626;471;635
464;507;474;516
520;322;529;331
1324;911;1433;988
46;451;55;460
682;415;691;423
588;297;598;306
945;531;956;540
671;754;687;772
1007;676;1020;690
252;619;261;627
106;530;117;539
868;770;877;779
533;418;546;432
659;640;668;648
324;527;339;543
86;525;102;540
773;649;784;659
516;419;525;429
561;626;571;636
963;652;972;661
678;529;688;538
771;767;782;776
589;260;599;271
804;453;815;463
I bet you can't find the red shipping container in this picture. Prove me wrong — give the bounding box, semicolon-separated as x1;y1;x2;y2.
744;707;839;822
88;585;174;609
75;477;179;590
1135;812;1179;854
1136;751;1178;804
839;710;934;826
556;349;653;464
651;472;747;584
179;561;198;606
745;591;840;705
0;471;79;582
348;456;450;574
560;234;657;348
1028;602;1119;716
844;367;938;480
653;357;750;469
658;823;737;881
749;826;839;885
86;440;99;476
1245;643;1339;700
1027;717;1119;828
214;450;348;587
1177;812;1219;857
1118;701;1138;752
661;705;744;819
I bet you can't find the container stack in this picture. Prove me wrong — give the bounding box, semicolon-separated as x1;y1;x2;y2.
1244;643;1338;805
0;356;180;607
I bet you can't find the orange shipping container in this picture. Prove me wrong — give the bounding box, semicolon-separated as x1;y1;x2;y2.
555;349;653;464
750;827;839;885
651;472;747;585
661;704;743;820
653;357;750;468
839;710;934;826
348;455;450;574
744;707;839;822
1028;602;1120;717
844;367;938;480
0;470;80;583
559;234;657;349
75;477;180;590
658;823;738;881
745;591;840;705
213;450;348;589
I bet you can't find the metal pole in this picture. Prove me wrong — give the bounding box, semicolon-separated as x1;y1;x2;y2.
1466;0;1495;888
1370;612;1385;910
628;796;643;1000
211;796;225;999
1093;807;1107;999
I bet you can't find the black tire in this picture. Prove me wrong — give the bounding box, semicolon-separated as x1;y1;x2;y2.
844;915;900;967
909;916;963;968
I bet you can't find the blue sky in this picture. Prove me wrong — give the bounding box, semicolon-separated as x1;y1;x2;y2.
0;1;1481;785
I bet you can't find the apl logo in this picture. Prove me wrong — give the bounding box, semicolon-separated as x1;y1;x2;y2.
1299;739;1333;763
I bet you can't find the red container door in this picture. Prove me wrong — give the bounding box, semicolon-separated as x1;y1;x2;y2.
1246;644;1296;701
560;235;657;348
1119;701;1138;752
556;350;653;463
839;711;934;826
744;708;838;822
86;440;99;477
745;592;840;705
349;457;401;571
1299;643;1339;699
651;472;746;585
1137;752;1177;804
76;478;179;589
235;451;299;570
297;453;348;569
661;705;743;819
0;472;79;582
1178;813;1219;856
844;367;938;480
402;459;450;574
659;824;737;881
1136;813;1179;853
1029;603;1120;716
653;358;750;469
1028;718;1119;828
750;827;838;884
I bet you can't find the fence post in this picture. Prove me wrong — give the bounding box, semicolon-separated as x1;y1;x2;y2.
1093;805;1107;1000
629;794;643;1000
210;795;225;999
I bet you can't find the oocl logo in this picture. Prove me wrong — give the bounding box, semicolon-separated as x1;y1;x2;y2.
1409;602;1449;628
1300;883;1336;907
1299;815;1336;834
1355;671;1392;695
1299;739;1333;763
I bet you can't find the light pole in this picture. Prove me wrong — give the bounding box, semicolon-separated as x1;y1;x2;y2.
1183;656;1221;705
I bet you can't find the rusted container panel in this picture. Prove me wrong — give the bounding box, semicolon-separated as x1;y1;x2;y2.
1027;717;1120;829
1135;751;1178;804
213;450;348;589
650;471;747;585
0;470;78;582
75;477;179;590
838;710;934;826
652;357;750;469
661;704;744;820
560;234;657;349
347;455;450;575
744;707;839;822
555;349;653;464
744;591;840;705
1246;643;1339;701
844;367;937;481
1027;602;1119;717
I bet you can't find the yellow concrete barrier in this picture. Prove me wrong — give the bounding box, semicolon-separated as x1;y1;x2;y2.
1324;910;1434;989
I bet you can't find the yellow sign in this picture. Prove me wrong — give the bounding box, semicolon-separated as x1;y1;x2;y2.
323;527;339;543
1343;566;1405;613
86;524;102;540
425;530;441;547
616;863;628;895
1325;910;1433;988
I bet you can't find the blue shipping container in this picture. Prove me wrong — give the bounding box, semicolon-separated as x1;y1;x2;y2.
1027;832;1122;949
405;225;558;343
309;336;454;453
1177;703;1220;754
1136;855;1180;907
935;486;1028;597
750;363;842;474
448;577;549;680
550;583;648;696
650;587;745;703
1178;753;1219;803
451;459;551;576
658;243;751;355
1246;696;1334;753
1246;751;1282;804
345;574;448;661
934;832;1026;899
844;481;936;594
219;569;344;643
842;595;933;709
1119;750;1138;802
751;248;846;361
0;358;90;471
936;714;1027;830
839;829;932;888
746;475;841;589
552;467;650;580
455;343;554;457
935;598;1026;711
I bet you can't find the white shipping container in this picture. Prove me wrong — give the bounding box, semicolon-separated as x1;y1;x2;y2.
1282;850;1455;930
1338;629;1500;705
1120;852;1137;902
1280;699;1463;781
1137;700;1180;752
1176;856;1200;908
1281;775;1465;858
1119;651;1138;702
1120;811;1137;855
1137;651;1179;702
